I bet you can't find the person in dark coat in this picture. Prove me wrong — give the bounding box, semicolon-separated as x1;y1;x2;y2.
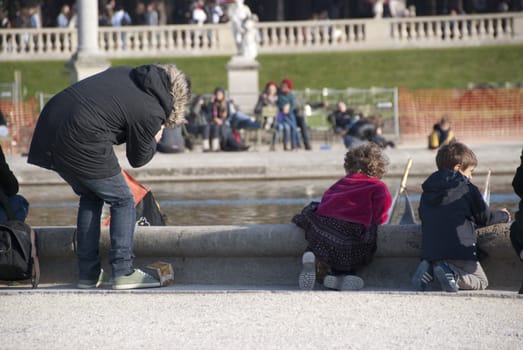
412;141;510;292
0;145;29;223
27;64;191;290
509;147;523;294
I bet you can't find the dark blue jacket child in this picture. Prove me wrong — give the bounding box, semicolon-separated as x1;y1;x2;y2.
413;141;510;292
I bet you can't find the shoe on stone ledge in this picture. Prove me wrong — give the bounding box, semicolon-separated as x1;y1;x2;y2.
112;269;161;290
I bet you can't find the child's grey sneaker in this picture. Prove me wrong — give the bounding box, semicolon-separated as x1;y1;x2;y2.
433;262;458;292
298;251;316;290
112;269;161;290
411;259;433;291
323;274;364;291
77;269;111;289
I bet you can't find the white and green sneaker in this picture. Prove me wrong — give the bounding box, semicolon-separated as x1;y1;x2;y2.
77;269;112;289
298;251;316;290
323;274;364;291
112;269;161;290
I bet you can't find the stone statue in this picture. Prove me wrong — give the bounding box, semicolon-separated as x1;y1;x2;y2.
228;0;257;59
241;15;258;59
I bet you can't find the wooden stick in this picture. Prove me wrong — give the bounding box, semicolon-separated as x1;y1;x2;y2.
387;158;413;224
483;168;491;205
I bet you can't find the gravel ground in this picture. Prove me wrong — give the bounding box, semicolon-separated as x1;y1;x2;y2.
1;289;522;350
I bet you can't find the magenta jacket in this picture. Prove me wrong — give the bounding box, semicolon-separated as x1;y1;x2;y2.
316;173;392;230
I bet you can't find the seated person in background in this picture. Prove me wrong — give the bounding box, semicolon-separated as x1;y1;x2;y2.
327;101;356;149
0;144;29;223
428;115;454;150
211;86;260;131
254;81;278;130
185;95;211;152
293;143;392;291
208;98;249;152
347;114;395;149
412;141;511;292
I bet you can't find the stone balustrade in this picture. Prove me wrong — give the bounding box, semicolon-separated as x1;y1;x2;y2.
0;13;522;61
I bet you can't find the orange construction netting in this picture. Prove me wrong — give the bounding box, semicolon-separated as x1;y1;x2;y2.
399;87;523;141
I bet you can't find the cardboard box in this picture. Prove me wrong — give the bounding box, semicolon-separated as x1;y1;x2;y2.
146;261;174;286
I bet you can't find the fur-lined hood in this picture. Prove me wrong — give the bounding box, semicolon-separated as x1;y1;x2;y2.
130;64;191;128
155;63;191;128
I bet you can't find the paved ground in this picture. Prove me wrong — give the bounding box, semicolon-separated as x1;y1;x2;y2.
3;139;522;349
1;287;522;349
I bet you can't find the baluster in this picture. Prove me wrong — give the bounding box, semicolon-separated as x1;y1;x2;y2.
208;28;215;49
303;25;311;46
390;22;396;41
414;21;421;40
422;21;429;40
341;24;348;43
433;21;441;41
98;31;105;53
258;27;266;46
114;30;121;52
296;25;303;46
322;23;329;45
443;19;451;41
487;18;495;38
360;23;366;42
496;18;504;38
71;31;77;54
165;29;173;50
56;32;63;53
143;29;158;51
402;21;410;41
42;31;49;53
181;28;188;49
28;32;35;53
173;29;180;49
475;19;483;39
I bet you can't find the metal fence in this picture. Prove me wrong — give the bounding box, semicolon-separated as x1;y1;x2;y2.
295;87;399;138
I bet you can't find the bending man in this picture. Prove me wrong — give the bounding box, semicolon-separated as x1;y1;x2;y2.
27;64;191;290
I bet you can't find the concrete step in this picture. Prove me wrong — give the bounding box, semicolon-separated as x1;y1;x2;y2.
2;223;521;292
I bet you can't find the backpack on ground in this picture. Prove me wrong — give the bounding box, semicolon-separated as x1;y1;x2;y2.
0;220;40;287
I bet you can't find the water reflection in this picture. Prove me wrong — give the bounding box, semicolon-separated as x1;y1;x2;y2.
22;179;519;226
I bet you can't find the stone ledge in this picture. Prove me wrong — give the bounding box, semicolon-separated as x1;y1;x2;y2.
22;223;521;291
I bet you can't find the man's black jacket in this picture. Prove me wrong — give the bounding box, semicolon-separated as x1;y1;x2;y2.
28;65;173;179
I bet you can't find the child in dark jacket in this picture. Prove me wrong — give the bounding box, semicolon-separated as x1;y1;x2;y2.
509;147;523;294
293;143;392;290
412;141;511;292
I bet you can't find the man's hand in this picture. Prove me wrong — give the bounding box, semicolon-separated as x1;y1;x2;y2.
155;125;165;142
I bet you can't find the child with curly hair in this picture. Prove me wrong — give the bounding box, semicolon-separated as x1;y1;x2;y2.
293;143;392;290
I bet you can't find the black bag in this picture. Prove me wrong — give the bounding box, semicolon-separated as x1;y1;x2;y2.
136;191;166;226
0;220;40;287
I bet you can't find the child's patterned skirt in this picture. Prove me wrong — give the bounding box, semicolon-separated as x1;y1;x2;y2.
292;202;377;272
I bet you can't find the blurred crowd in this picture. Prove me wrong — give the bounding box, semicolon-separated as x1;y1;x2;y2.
1;0;522;30
156;78;395;154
